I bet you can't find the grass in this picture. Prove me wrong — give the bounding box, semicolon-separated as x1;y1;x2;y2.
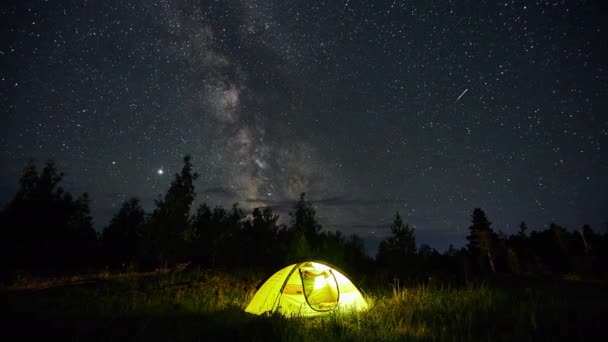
2;269;606;341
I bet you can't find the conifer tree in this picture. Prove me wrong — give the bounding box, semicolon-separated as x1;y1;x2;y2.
145;155;198;267
102;198;145;269
376;212;416;275
0;161;97;273
289;192;322;242
466;208;497;273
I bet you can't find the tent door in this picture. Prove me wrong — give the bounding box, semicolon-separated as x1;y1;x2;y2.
299;268;340;311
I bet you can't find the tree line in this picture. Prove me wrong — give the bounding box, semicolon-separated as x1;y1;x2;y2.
1;156;607;283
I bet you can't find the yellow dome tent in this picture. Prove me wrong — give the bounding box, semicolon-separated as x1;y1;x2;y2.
245;261;368;316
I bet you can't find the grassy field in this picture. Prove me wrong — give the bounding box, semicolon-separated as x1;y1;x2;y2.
2;269;606;341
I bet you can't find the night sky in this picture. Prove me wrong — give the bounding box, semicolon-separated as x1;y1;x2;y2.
2;0;607;253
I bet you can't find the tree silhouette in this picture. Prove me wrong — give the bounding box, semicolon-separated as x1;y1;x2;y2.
101;198;145;269
0;160;97;275
342;234;372;276
242;207;280;268
285;229;311;264
466;208;497;273
376;212;417;277
4;156;608;280
67;193;98;267
218;203;245;266
187;203;214;266
187;202;246;267
316;230;347;268
518;221;528;238
142;155;198;268
285;193;322;263
187;203;227;267
537;223;571;272
289;193;322;242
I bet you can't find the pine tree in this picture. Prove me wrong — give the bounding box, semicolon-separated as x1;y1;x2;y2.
0;161;97;274
243;207;280;267
289;193;322;242
102;198;145;269
285;193;322;262
518;221;528;238
285;230;311;264
67;192;98;268
466;208;497;273
145;155;199;268
376;212;416;275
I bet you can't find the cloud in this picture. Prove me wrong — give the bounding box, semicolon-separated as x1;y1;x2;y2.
324;222;391;231
242;195;404;208
315;197;405;207
201;186;238;198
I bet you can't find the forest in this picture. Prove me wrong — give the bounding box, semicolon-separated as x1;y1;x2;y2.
2;155;607;281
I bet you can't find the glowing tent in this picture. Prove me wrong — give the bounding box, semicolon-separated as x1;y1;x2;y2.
245;261;368;316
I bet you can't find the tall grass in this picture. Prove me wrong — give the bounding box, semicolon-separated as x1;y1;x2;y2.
2;269;606;341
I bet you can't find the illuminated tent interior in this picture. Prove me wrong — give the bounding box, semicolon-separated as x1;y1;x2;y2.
245;261;368;316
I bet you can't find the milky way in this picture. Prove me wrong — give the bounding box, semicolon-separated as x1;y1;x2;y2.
1;1;607;252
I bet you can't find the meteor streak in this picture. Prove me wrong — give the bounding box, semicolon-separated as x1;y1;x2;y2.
456;88;468;102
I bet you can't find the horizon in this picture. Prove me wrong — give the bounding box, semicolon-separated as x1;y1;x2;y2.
1;159;604;257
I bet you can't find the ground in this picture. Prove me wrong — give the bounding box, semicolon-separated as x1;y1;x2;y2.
1;269;606;341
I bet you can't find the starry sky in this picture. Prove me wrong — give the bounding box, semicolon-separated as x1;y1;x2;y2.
1;0;607;253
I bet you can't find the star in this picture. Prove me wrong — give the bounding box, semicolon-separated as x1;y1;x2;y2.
0;0;605;254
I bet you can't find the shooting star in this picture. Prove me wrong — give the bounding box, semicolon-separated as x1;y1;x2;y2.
455;88;468;102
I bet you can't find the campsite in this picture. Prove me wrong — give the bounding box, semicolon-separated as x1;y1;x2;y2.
1;157;607;340
2;1;608;340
